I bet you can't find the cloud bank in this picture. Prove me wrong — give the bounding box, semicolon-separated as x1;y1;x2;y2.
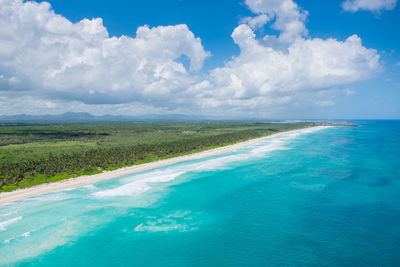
0;0;381;117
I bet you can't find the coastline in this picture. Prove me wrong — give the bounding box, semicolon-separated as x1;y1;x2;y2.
0;126;330;205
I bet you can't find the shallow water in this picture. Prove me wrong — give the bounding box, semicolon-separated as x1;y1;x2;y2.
1;121;399;266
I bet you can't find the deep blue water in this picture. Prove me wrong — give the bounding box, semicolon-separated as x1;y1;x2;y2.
1;121;399;266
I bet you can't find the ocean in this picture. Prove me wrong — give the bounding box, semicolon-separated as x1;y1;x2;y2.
1;121;399;266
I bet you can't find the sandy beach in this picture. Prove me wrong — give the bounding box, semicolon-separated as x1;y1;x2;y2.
0;126;329;205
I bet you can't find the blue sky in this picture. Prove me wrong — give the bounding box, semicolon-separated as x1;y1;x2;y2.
48;0;400;67
0;0;399;119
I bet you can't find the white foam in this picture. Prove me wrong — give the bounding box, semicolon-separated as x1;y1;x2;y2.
3;238;13;244
30;192;71;202
146;171;186;183
187;154;249;171
81;184;98;191
93;180;151;197
21;231;31;237
135;223;198;232
249;141;288;156
2;231;30;245
0;211;17;217
0;216;22;231
134;211;197;232
93;171;185;197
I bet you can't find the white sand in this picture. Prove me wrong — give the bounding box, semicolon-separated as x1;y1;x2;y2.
0;126;329;205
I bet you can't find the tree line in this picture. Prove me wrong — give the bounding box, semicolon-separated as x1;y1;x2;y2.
0;128;281;188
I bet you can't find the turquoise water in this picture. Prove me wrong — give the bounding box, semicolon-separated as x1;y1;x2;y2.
1;121;399;266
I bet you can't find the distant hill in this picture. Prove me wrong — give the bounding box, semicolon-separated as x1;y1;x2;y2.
0;112;220;122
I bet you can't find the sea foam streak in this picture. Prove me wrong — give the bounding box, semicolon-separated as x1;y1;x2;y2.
134;211;199;232
0;216;22;231
0;211;17;217
93;171;186;197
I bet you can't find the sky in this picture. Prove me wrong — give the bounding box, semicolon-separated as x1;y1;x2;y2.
0;0;399;119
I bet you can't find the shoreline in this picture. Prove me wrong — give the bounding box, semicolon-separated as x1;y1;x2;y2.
0;126;330;205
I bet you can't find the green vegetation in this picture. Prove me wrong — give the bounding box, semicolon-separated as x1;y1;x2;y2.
0;121;312;192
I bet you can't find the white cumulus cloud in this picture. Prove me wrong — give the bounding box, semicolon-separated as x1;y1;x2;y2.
0;0;209;106
342;0;397;12
195;0;380;113
241;14;271;30
243;0;308;45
